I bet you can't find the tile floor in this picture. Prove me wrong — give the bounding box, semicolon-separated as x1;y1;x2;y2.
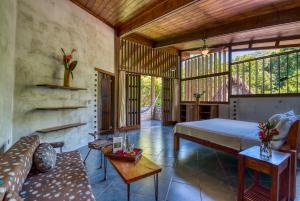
79;120;300;201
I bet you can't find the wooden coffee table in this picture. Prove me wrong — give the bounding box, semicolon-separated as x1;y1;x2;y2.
102;147;162;201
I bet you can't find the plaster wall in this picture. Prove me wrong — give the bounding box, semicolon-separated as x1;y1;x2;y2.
0;0;17;151
13;0;115;151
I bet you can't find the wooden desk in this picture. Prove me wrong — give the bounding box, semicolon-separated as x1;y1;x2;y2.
102;147;162;201
237;146;291;201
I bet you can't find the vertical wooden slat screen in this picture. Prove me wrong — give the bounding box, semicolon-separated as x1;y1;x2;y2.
162;78;173;125
126;73;141;128
120;39;179;79
101;74;113;131
181;49;229;103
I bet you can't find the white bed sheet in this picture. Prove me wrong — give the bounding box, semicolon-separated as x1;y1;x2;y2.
174;118;261;151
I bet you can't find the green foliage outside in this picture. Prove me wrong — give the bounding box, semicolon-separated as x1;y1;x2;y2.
232;48;300;94
140;76;162;107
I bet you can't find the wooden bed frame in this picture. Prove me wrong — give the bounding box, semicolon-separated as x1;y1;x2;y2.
174;120;300;200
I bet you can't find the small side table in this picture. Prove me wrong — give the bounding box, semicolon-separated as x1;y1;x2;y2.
237;146;291;201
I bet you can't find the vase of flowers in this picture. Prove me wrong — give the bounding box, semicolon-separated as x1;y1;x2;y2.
61;48;78;87
258;121;279;159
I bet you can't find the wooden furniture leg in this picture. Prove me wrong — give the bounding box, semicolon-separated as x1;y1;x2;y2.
279;149;297;200
174;133;180;151
271;167;280;201
289;151;297;200
237;155;245;201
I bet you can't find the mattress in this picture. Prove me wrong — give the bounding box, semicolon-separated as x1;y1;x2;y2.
174;118;261;151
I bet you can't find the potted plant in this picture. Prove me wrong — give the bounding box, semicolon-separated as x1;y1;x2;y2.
61;48;78;87
193;91;205;119
258;121;279;159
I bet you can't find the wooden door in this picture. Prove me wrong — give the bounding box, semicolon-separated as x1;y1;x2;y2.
126;73;141;128
99;73;114;132
162;78;173;125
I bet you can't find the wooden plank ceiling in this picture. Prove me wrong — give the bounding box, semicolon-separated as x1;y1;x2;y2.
70;0;162;27
71;0;300;51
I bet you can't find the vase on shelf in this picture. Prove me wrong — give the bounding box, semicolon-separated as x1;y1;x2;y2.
260;142;272;159
63;69;71;87
61;48;78;87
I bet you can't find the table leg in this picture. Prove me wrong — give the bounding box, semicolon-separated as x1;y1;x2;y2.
154;174;158;201
102;156;107;181
237;155;245;201
83;149;92;164
127;184;130;201
271;167;279;201
99;151;103;169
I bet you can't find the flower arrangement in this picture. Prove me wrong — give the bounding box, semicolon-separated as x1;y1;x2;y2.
61;48;78;86
258;121;279;159
193;91;205;99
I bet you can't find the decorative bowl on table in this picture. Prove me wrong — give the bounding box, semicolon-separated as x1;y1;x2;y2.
106;148;143;162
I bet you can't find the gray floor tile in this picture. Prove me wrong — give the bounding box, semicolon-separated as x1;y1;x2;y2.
79;120;300;201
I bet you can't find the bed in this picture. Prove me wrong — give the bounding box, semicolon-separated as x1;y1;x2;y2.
173;118;300;199
174;118;262;155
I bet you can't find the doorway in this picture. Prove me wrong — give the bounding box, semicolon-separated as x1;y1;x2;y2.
140;76;162;126
121;73;177;129
98;71;114;132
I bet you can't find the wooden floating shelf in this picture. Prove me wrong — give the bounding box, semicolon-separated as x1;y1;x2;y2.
36;122;86;133
36;84;87;91
35;106;87;110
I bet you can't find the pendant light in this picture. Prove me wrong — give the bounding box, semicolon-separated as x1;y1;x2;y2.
201;39;209;55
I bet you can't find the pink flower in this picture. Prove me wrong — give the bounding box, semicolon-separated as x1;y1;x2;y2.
63;55;72;64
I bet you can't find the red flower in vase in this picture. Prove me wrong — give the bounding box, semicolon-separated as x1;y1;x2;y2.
258;121;279;143
61;48;78;80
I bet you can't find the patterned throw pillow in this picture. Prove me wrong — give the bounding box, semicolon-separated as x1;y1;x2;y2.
3;191;24;201
33;143;56;173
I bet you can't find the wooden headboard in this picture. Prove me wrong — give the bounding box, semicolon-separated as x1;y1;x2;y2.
286;120;300;151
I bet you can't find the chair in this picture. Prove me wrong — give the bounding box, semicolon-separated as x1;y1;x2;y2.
83;132;113;168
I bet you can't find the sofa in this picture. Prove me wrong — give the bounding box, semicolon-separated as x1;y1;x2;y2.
0;135;95;201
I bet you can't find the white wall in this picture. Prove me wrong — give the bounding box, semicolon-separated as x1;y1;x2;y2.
0;0;17;152
12;0;115;151
219;97;300;122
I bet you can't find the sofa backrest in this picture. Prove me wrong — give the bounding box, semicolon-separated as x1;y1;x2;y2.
0;135;40;200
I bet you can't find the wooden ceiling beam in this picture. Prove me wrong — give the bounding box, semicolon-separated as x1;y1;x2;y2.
155;7;300;48
117;0;199;37
123;34;155;47
180;35;300;52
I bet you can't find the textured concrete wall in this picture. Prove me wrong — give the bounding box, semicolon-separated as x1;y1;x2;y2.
219;97;300;122
0;0;17;151
13;0;115;151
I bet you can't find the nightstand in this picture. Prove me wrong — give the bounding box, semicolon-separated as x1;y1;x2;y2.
237;146;291;201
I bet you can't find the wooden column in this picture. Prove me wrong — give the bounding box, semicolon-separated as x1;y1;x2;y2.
151;76;156;119
228;46;232;99
115;34;120;130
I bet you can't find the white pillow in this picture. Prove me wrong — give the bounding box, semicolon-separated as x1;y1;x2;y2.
271;117;291;149
268;113;282;126
284;110;297;122
268;110;297;149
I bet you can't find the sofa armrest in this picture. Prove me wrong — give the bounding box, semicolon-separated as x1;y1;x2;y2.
50;141;64;153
